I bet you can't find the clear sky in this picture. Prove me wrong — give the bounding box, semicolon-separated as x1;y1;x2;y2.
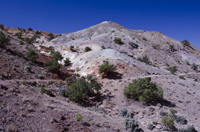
1;0;200;48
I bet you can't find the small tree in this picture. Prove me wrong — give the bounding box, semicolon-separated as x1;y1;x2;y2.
70;45;74;51
191;63;198;71
0;31;10;48
123;77;163;103
113;37;123;44
28;27;33;31
137;55;149;64
84;46;92;52
26;48;38;62
44;59;62;72
169;45;175;52
98;61;115;76
66;74;102;103
15;32;22;39
0;24;4;30
162;115;175;130
64;58;71;66
35;30;41;35
19;40;24;45
52;51;63;61
181;39;190;46
129;42;139;49
75;113;83;121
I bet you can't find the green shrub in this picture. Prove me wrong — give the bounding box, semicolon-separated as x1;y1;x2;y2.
0;24;4;30
123;77;163;102
19;40;24;45
28;27;33;31
64;58;71;66
84;46;92;52
167;66;178;74
50;49;55;55
35;30;41;35
152;44;160;50
52;51;63;61
137;55;149;64
113;37;123;44
65;77;74;85
178;126;197;132
70;45;74;51
147;124;154;130
75;113;83;121
48;33;54;40
101;45;106;49
176;115;187;125
98;61;115;76
142;37;147;41
26;48;38;62
44;59;62;72
0;31;10;48
179;76;185;80
162;115;175;130
41;87;46;94
181;39;190;46
24;37;35;44
22;29;26;32
66;74;102;103
129;42;139;49
191;63;198;71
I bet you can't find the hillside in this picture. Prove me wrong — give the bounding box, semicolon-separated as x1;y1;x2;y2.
1;22;200;132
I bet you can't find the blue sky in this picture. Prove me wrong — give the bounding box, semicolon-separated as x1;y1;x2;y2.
1;0;200;48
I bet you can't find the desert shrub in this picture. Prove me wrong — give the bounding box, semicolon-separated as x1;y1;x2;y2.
52;51;63;61
101;45;106;49
28;27;33;31
170;45;175;52
167;66;178;74
129;42;139;49
0;31;10;48
24;65;31;72
70;45;74;51
44;59;62;72
169;108;177;118
137;55;149;64
24;37;35;44
75;113;83;121
181;39;190;46
41;87;46;94
65;77;74;85
35;30;41;35
162;115;175;130
64;58;71;66
113;37;123;44
58;87;67;97
66;74;102;103
120;108;128;117
98;61;115;76
152;44;160;50
123;77;163;102
142;37;147;41
147;124;154;130
178;125;197;132
50;49;55;55
176;115;187;125
48;33;54;40
179;76;185;80
191;63;198;71
22;29;26;32
123;118;140;132
0;24;4;30
19;40;24;45
84;46;92;52
15;32;22;39
26;48;38;62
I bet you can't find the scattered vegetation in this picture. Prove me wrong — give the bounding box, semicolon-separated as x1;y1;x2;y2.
15;32;22;39
26;48;38;62
178;125;197;132
24;37;35;44
44;59;62;72
52;51;63;61
167;66;178;74
147;124;154;130
113;37;123;44
48;33;54;40
129;42;139;49
152;44;160;50
70;45;74;51
137;55;149;64
75;113;83;121
64;58;71;66
98;61;115;76
169;45;176;52
66;74;102;103
0;31;10;48
123;77;163;103
101;45;106;49
19;40;24;45
0;24;4;30
41;87;46;94
191;63;198;71
35;30;42;35
84;46;92;52
179;76;185;80
162;115;176;130
181;39;190;46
